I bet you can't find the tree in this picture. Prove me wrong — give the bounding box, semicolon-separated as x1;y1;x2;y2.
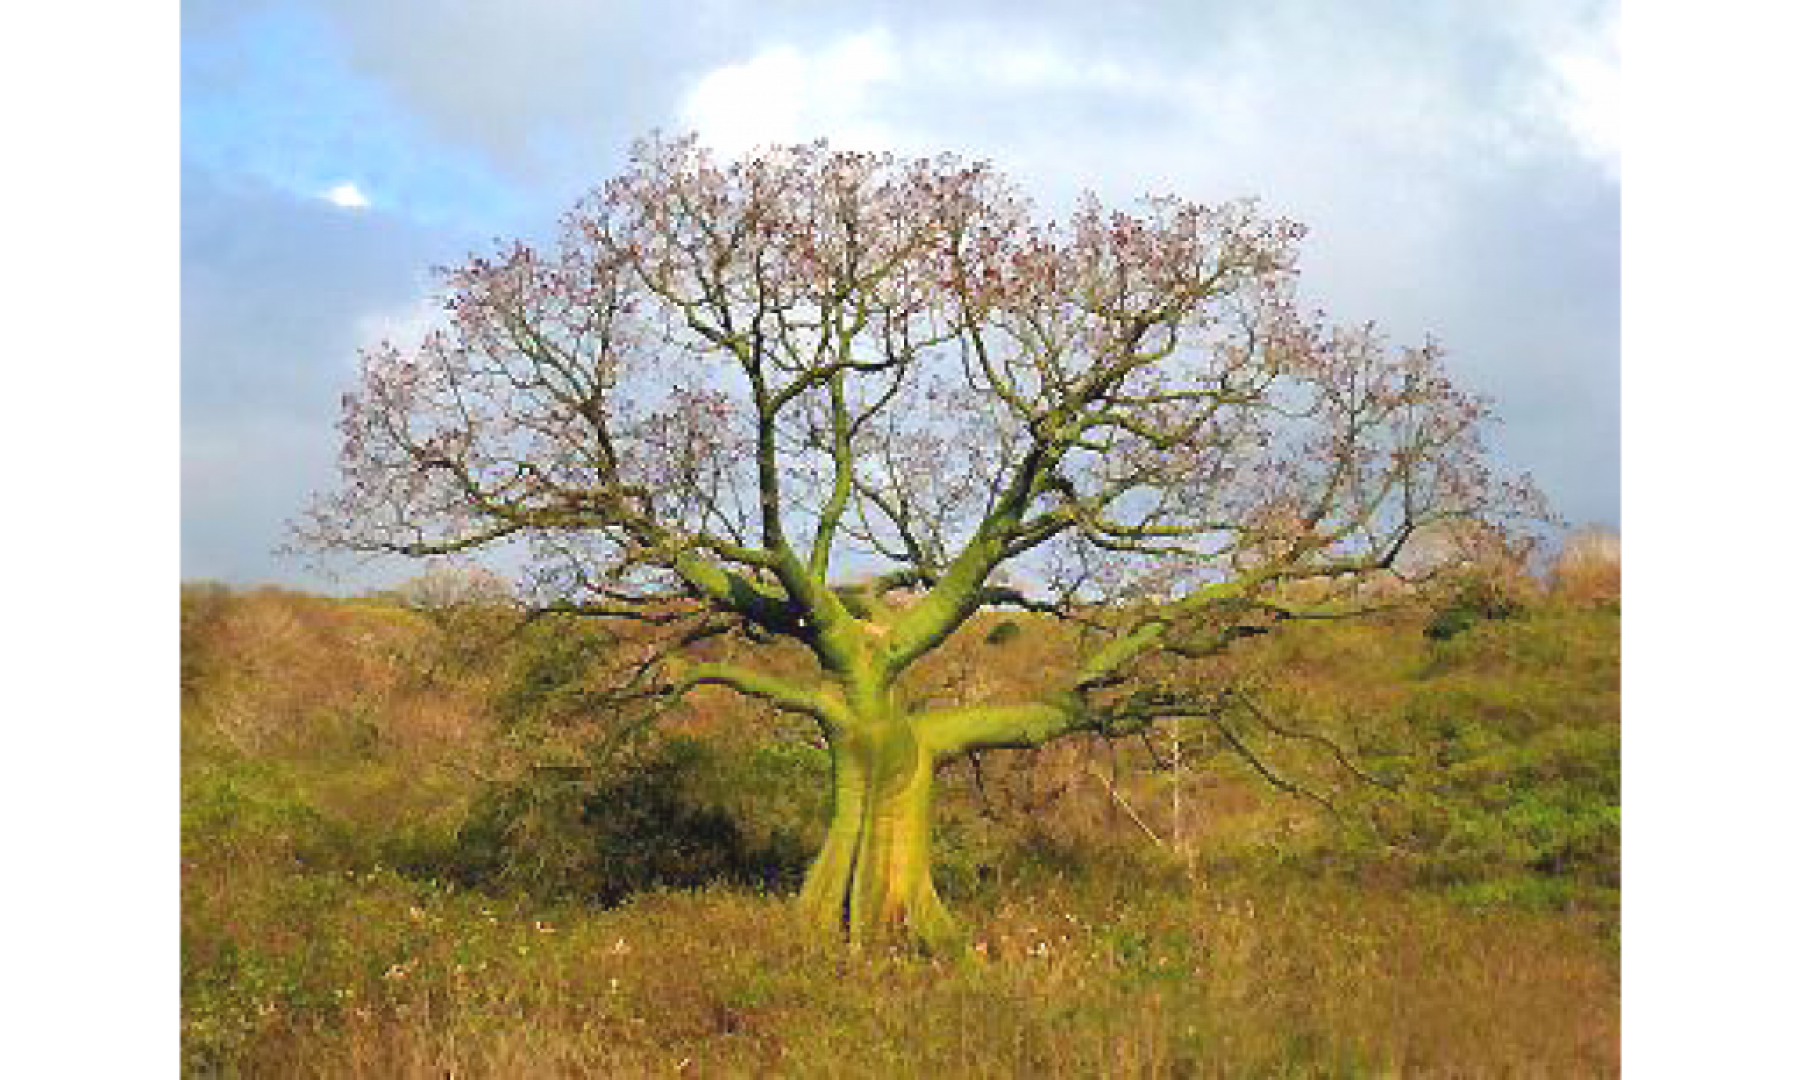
297;135;1545;949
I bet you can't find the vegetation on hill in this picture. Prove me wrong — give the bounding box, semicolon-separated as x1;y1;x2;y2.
181;559;1618;1075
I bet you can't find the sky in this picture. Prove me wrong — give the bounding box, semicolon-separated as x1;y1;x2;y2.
181;0;1620;590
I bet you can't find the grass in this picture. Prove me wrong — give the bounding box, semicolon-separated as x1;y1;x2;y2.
185;870;1616;1076
181;579;1620;1076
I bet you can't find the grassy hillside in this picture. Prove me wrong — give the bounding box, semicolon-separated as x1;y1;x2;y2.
181;579;1619;1076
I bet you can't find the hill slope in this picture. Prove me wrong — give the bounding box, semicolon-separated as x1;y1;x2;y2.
182;583;1620;1075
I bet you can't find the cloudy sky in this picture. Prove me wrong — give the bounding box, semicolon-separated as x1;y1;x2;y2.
181;0;1619;589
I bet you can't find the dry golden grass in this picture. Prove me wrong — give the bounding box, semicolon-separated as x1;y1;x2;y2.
1551;526;1622;606
183;871;1617;1077
182;584;1619;1077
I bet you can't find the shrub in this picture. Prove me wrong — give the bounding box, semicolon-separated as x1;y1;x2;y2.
1372;623;1619;896
182;758;356;869
180;581;234;698
383;563;521;675
450;736;815;904
489;617;617;731
1550;525;1621;606
1424;571;1526;640
984;619;1023;646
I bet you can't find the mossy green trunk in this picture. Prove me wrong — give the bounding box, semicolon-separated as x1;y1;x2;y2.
796;707;958;950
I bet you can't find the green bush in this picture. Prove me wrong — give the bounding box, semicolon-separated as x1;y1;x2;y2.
1219;608;1623;911
1425;574;1523;640
1369;627;1618;896
489;617;618;730
451;736;816;904
182;758;355;868
984;619;1023;646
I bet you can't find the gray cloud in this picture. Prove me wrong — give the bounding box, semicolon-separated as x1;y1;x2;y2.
659;5;1619;526
183;1;1617;587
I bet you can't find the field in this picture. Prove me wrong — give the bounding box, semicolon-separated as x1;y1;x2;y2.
181;575;1619;1076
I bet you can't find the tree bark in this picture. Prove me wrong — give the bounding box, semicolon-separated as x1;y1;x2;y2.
795;716;959;951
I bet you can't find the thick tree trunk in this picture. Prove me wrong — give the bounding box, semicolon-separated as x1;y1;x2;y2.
795;718;958;951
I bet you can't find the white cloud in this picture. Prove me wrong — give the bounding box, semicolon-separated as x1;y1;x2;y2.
680;31;901;160
353;297;441;359
1546;15;1620;176
322;181;371;209
1486;2;1620;180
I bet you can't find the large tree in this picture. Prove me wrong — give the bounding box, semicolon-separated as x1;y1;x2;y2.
299;136;1543;948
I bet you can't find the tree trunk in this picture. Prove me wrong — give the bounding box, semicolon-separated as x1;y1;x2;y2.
795;718;959;951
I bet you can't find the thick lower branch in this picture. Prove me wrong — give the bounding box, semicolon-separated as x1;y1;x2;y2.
916;693;1090;759
670;661;853;732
